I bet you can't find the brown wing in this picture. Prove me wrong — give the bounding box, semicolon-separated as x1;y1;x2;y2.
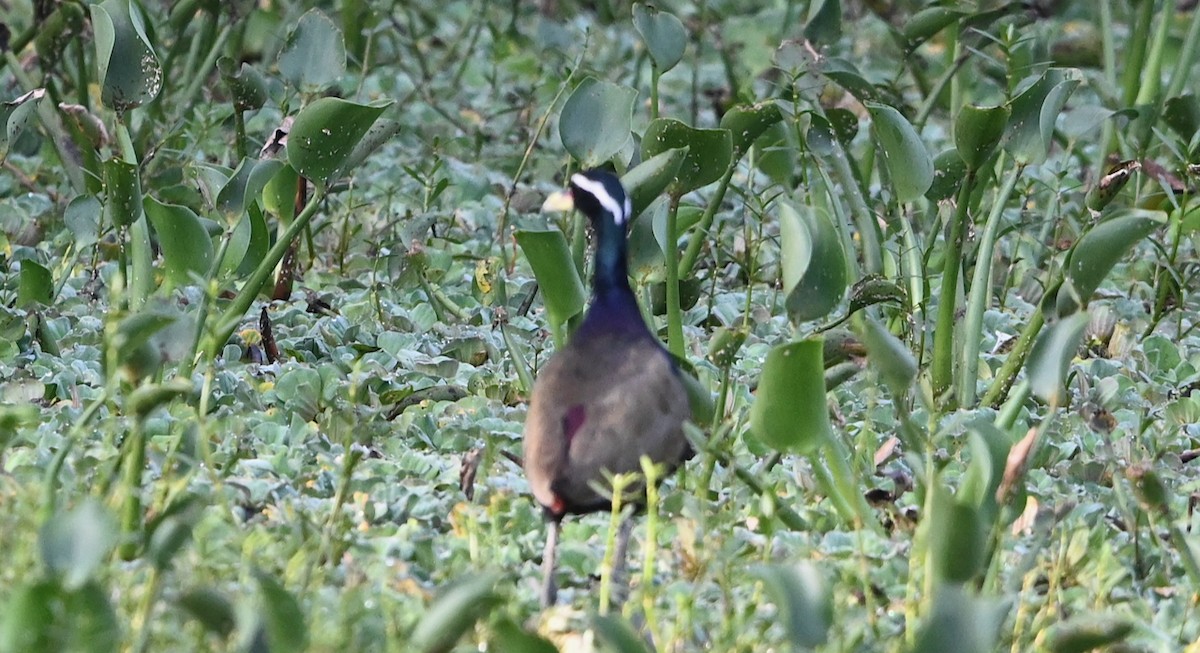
522;334;689;515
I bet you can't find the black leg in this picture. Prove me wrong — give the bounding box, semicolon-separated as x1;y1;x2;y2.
540;520;561;608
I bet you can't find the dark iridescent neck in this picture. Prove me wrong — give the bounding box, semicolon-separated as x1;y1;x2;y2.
592;215;631;299
578;215;645;334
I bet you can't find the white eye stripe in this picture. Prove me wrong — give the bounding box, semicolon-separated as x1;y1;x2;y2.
570;173;628;224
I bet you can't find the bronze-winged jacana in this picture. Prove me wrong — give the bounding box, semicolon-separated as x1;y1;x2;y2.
523;170;691;607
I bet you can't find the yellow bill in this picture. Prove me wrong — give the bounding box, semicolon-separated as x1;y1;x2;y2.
541;189;575;212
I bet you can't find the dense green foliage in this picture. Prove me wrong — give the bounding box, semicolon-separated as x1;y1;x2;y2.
2;0;1200;651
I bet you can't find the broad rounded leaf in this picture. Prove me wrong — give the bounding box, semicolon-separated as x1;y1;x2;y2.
780;203;847;323
1163;95;1200;144
177;588;236;638
902;6;966;52
217;58;269;112
592;613;652;653
720;101;784;157
216;158;284;220
411;573;502;653
1045;613;1135;653
490;617;557;653
286;98;390;183
866;102;933;202
633;3;687;73
103;158;142;228
91;0;162;112
926;148;967;201
38;499;117;590
145;197;214;285
752;563;832;647
278;9;347;89
1;88;45;161
515;229;587;330
1004;69;1081;165
911;585;1007;653
254;570;308;651
749;339;832;453
1064;209;1165;303
803;0;842;44
954;104;1009;171
641;118;732;195
861;318;916;396
17;260;53;308
622;146;687;218
559;78;637;168
1028;311;1090;406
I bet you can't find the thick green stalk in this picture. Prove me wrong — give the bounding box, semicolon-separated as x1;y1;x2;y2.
931;172;976;403
1120;0;1156;107
958;162;1023;407
118;418;147;560
649;66;661;121
665;194;685;358
205;187;328;358
1166;2;1200;100
678;162;735;278
980;305;1046;408
1133;0;1178;149
821;136;882;274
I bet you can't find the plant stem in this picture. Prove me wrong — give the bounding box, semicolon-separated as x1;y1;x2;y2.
205;186;328;358
958;162;1023;407
980;305;1046;408
665;193;685;358
679;162;735;278
931;171;976;404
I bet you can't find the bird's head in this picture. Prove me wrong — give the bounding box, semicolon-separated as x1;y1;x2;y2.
542;169;632;229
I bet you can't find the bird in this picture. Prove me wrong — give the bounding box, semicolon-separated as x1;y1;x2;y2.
523;169;692;607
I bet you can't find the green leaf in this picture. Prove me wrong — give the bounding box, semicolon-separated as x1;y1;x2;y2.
1162;95;1200;145
1003;69;1081;165
217;58;269;112
261;163;300;220
559;77;637;168
780;203;847;323
752;563;832;647
927;484;988;583
910;585;1007;653
1027;311;1090;406
515;229;587;334
17;260;53;308
803;0;842;44
278;9;347;90
411;572;502;653
39;499;117;590
216;158;284;221
1;88;45;162
954;104;1009;171
641;118;732;195
177;588;236;638
332;118;402;181
0;580;57;652
236;205;271;278
633;3;687;73
622;146;687;219
1063;209;1165;304
720;101;784;157
103;158;143;228
902;6;966;52
489;616;558;653
866;102;933;203
1045;612;1135;653
254;570;308;651
750;339;832;453
145;197;215;286
592;613;653;653
90;0;162;112
65;195;101;248
861;318;916;396
926;148;967;201
286;98;390;184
